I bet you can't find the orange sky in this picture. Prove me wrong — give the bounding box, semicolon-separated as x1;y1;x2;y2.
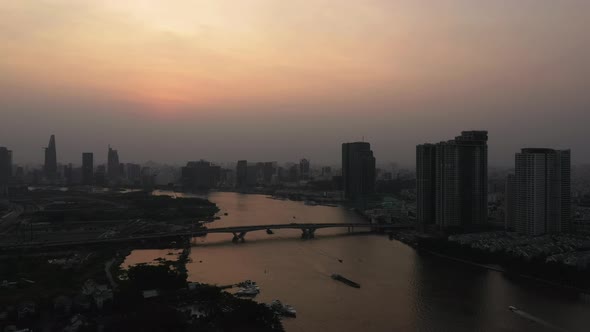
1;1;589;164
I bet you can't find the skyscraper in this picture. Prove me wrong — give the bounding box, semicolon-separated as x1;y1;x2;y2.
44;135;57;180
181;160;221;191
82;153;94;185
513;148;571;235
107;146;120;182
416;131;488;230
342;142;376;203
416;144;436;228
0;147;12;191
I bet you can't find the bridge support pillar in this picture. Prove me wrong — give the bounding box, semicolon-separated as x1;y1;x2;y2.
301;228;316;239
232;232;247;243
301;229;310;239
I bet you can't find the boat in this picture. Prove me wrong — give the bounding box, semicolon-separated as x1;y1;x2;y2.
268;300;296;318
235;287;259;297
237;280;259;288
331;274;361;288
235;280;260;297
508;306;518;312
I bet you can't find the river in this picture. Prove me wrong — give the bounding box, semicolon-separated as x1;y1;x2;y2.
123;191;590;332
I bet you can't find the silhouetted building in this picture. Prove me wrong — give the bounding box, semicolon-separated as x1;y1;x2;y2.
262;162;276;184
247;165;260;186
82;153;94;185
416;144;436;228
95;165;106;186
126;163;141;184
182;160;221;191
44;135;57;180
513;148;571;235
235;160;276;188
119;163;126;179
299;159;310;180
0;147;12;195
107;146;120;182
417;131;488;230
141;167;155;189
288;164;299;182
63;164;73;184
236;160;248;189
504;174;516;231
342;142;376;203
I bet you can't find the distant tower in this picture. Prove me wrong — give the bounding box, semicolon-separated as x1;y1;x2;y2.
299;158;310;180
44;135;58;180
107;146;120;182
416;131;488;230
236;160;248;189
0;147;12;195
342;142;376;204
514;149;571;235
82;153;94;185
416;144;436;229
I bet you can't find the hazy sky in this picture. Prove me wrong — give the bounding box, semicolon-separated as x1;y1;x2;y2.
1;1;589;167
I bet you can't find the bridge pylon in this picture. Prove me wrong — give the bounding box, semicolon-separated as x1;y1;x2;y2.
232;232;247;243
301;228;316;240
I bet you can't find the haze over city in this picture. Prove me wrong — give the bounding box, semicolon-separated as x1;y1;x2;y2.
1;1;589;166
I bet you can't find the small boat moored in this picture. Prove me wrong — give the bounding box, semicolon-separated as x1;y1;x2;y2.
267;300;296;318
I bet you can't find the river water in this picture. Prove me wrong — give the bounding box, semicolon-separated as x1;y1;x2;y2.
124;192;590;332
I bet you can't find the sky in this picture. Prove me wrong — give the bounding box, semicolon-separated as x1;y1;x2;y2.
1;0;589;167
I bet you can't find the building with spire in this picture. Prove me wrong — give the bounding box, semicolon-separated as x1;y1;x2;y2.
44;135;57;180
107;146;120;182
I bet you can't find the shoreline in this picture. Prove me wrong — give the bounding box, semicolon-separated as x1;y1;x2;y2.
410;244;590;295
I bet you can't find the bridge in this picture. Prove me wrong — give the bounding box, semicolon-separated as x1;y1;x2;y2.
0;222;413;251
196;222;414;242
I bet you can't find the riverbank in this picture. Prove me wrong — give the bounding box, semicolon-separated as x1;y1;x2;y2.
390;231;590;295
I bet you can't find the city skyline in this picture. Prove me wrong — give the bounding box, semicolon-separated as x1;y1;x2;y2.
2;2;590;331
0;132;584;169
2;1;589;165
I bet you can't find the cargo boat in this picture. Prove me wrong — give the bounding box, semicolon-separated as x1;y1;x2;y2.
331;274;361;288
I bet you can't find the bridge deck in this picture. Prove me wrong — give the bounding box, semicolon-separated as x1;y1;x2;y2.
201;223;412;234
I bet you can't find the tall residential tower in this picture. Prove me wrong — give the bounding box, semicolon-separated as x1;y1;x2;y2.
513;148;571;235
416;131;488;230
